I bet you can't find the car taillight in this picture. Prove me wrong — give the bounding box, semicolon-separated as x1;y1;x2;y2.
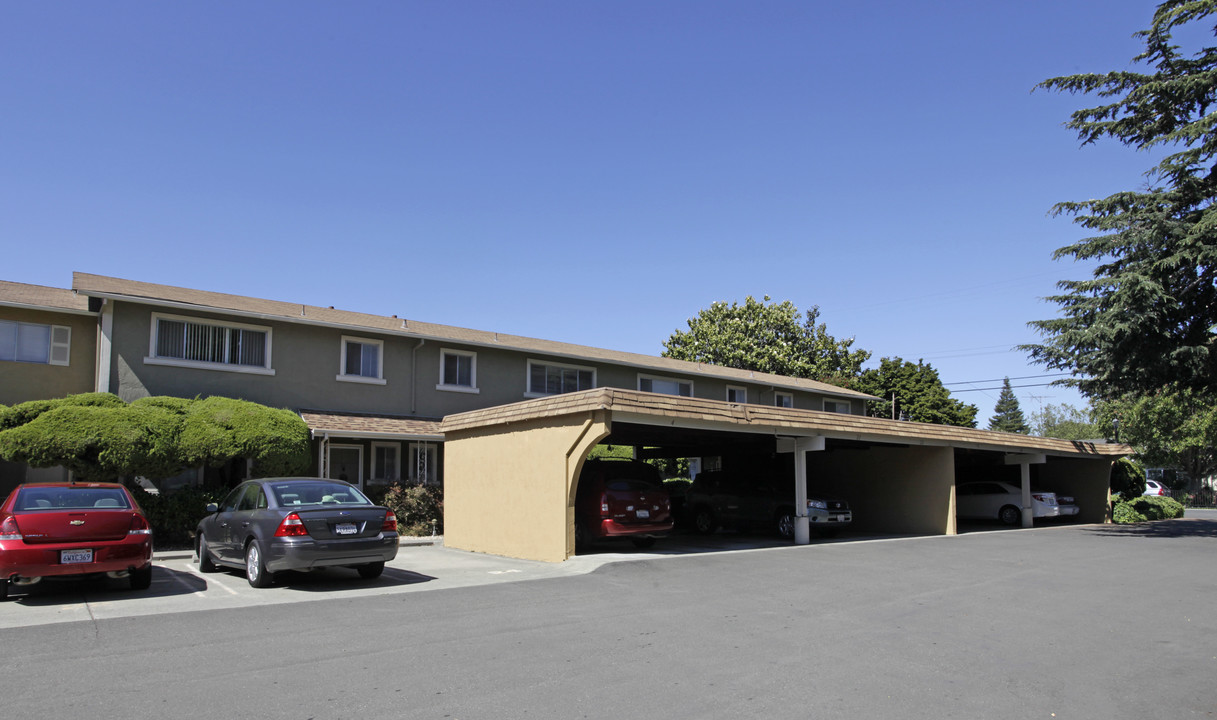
0;515;22;541
600;493;610;517
381;510;397;533
275;512;310;537
129;513;153;535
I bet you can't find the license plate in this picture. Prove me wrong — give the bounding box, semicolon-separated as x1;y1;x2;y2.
61;549;93;564
635;510;650;519
335;523;358;535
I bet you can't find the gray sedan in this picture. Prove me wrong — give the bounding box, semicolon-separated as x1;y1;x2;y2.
196;478;399;587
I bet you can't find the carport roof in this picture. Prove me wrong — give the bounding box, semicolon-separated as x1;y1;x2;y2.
441;388;1132;459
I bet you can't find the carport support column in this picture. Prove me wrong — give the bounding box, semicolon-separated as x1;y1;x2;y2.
778;436;825;545
1005;453;1046;528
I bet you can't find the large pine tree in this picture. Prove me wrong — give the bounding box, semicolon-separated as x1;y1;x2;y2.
988;378;1029;434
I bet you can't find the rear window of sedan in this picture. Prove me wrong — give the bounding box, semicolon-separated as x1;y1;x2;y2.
269;482;373;507
15;487;132;511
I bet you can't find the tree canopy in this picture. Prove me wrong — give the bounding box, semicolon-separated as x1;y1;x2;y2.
1029;403;1104;440
662;296;870;384
987;378;1029;434
854;358;978;428
1024;0;1217;400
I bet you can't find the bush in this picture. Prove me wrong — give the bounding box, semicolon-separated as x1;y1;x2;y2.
1109;457;1145;499
381;482;443;536
1112;495;1186;524
130;485;223;548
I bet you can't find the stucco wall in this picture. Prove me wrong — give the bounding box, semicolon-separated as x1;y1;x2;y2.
443;412;609;562
1039;457;1114;524
0;306;97;405
808;445;957;535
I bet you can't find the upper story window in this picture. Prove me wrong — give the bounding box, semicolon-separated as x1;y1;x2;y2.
824;399;852;414
726;385;747;403
338;336;384;384
774;392;793;408
638;375;692;397
527;360;595;397
147;312;273;375
0;320;70;366
438;348;478;393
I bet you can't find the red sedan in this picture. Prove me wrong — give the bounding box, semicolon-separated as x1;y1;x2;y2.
0;482;154;600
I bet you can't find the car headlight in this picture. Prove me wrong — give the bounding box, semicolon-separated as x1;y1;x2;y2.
807;499;827;510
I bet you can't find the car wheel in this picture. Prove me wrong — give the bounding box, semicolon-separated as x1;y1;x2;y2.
129;563;153;591
630;536;656;549
574;521;592;552
999;505;1021;526
0;578;8;601
692;506;717;535
245;540;273;588
357;561;385;579
196;533;217;573
775;510;795;539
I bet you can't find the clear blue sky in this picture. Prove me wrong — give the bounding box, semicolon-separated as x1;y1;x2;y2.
2;1;1166;426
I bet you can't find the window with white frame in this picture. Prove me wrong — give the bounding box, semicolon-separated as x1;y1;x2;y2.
726;385;747;403
527;360;595;397
824;399;852;414
0;321;70;365
774;392;793;408
409;442;438;485
638;375;693;397
339;336;384;384
371;442;400;481
438;349;477;392
148;313;272;373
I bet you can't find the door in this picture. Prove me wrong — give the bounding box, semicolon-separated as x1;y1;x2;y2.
327;445;364;489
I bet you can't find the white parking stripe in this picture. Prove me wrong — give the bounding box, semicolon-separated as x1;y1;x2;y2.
178;561;240;595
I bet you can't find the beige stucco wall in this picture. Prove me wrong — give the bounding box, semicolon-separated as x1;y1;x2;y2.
808;445;957;535
1039;457;1114;524
0;306;97;406
443;411;609;562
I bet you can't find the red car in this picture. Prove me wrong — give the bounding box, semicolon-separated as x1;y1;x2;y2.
0;482;154;600
574;458;673;551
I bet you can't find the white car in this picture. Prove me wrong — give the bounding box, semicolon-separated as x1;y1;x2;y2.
1143;480;1168;496
956;481;1060;525
1056;494;1080;517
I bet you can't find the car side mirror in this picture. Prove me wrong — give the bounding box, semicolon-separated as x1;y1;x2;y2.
205;502;219;514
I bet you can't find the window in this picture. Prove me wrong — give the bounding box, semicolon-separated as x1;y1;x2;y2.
438;349;478;392
371;442;400;481
409;443;438;485
824;400;852;414
0;321;70;366
774;392;793;408
638;375;692;397
527;360;595;397
148;313;272;374
726;386;747;403
339;336;384;384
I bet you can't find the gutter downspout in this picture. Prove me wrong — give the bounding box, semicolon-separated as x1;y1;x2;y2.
411;338;426;414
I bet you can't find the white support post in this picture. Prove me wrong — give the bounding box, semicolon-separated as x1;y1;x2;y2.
1005;453;1046;528
778;436;826;545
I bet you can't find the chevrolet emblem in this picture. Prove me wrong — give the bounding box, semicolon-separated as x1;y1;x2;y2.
69;520;85;525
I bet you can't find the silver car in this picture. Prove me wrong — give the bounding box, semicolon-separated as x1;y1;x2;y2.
196;478;398;587
956;481;1060;526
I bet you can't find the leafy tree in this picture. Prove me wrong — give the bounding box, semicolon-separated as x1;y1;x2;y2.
1092;387;1217;487
662;296;871;384
1029;402;1104;440
1109;457;1147;500
177;396;311;478
987;378;1029;434
854;357;978;427
1024;1;1217;400
0;392;127;431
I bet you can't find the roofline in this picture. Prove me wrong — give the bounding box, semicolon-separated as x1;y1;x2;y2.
0;299;95;316
72;273;878;401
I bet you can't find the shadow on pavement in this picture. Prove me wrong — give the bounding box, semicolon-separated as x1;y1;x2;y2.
1083;516;1217;539
4;564;205;605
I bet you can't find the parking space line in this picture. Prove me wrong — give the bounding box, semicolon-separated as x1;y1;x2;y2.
178;562;240;595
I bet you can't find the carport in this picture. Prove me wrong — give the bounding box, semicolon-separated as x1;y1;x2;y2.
440;388;1130;562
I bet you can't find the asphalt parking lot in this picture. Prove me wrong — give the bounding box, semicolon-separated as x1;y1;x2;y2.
2;512;1212;630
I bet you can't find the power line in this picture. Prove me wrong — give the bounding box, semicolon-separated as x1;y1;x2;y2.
951;382;1062;393
944;372;1072;386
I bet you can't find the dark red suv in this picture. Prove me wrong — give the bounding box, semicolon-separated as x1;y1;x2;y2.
574;458;673;551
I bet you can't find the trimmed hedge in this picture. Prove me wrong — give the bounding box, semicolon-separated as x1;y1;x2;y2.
1112;494;1185;524
379;482;443;537
129;485;223;548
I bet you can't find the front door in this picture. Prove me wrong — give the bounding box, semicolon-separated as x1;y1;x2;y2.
327;445;364;489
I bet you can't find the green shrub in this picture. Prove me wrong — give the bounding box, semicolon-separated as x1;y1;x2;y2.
381;482;443;536
1109;457;1145;499
1112;495;1185;523
130;485;223;548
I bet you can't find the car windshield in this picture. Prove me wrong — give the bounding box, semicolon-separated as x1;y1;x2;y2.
269;481;372;507
15;486;131;511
